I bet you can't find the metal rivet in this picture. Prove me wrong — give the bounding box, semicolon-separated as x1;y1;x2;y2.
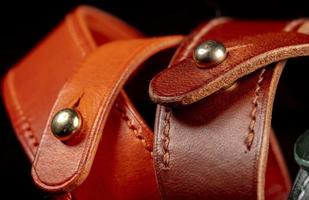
51;108;82;141
193;40;227;68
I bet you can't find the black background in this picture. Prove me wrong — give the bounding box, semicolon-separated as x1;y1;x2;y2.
0;0;308;199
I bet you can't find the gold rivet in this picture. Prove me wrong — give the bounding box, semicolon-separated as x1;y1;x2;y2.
51;108;82;141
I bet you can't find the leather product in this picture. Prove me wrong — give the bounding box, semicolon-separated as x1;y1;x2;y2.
1;5;309;200
150;19;309;200
2;6;182;199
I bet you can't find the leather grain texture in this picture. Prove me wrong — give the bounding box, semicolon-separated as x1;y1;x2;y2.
1;6;182;199
2;5;142;161
152;19;309;200
31;36;183;192
2;4;309;200
150;21;309;106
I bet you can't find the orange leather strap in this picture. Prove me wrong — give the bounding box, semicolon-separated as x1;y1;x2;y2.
31;36;183;192
2;5;142;161
2;6;182;199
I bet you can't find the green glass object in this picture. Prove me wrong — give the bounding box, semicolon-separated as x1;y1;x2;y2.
294;130;309;169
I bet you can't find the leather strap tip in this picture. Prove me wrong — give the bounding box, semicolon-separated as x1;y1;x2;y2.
31;165;87;192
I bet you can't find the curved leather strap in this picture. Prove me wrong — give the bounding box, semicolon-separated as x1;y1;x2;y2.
31;36;183;192
151;19;309;200
150;23;309;106
73;91;161;200
2;6;181;199
2;5;142;161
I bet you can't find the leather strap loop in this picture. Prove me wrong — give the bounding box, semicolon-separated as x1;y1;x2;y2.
2;6;175;198
2;5;142;161
31;36;183;192
150;21;309;106
152;19;309;200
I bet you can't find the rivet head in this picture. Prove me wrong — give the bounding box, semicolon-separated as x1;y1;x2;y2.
193;40;227;68
294;130;309;170
51;108;82;141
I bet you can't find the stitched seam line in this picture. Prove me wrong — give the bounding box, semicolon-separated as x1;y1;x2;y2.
7;72;39;153
245;19;306;150
114;100;152;153
246;68;266;150
162;108;172;168
32;39;176;187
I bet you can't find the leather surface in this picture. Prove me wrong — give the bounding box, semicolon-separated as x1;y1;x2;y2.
2;5;308;200
150;21;309;106
152;19;309;200
31;36;182;191
2;5;142;161
72;91;161;200
1;6;181;199
266;130;291;200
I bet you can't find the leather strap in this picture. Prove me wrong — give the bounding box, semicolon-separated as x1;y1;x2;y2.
150;23;309;106
2;5;142;161
151;19;309;200
72;91;161;200
31;36;182;192
2;6;182;199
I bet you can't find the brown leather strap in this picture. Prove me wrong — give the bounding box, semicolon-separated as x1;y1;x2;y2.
150;21;309;106
152;19;309;200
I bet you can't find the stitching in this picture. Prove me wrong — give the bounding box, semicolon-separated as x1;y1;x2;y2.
297;173;309;200
246;68;266;150
162;108;172;168
114;100;152;153
33;39;175;186
158;19;231;169
245;19;307;150
7;72;39;153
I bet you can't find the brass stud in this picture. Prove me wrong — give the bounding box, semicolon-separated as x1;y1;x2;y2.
51;108;82;141
194;40;227;68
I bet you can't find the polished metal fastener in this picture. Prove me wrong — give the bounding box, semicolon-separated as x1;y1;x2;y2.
51;108;82;141
194;40;227;68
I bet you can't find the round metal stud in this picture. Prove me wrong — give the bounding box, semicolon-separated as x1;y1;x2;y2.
51;108;82;141
193;40;227;68
294;130;309;170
